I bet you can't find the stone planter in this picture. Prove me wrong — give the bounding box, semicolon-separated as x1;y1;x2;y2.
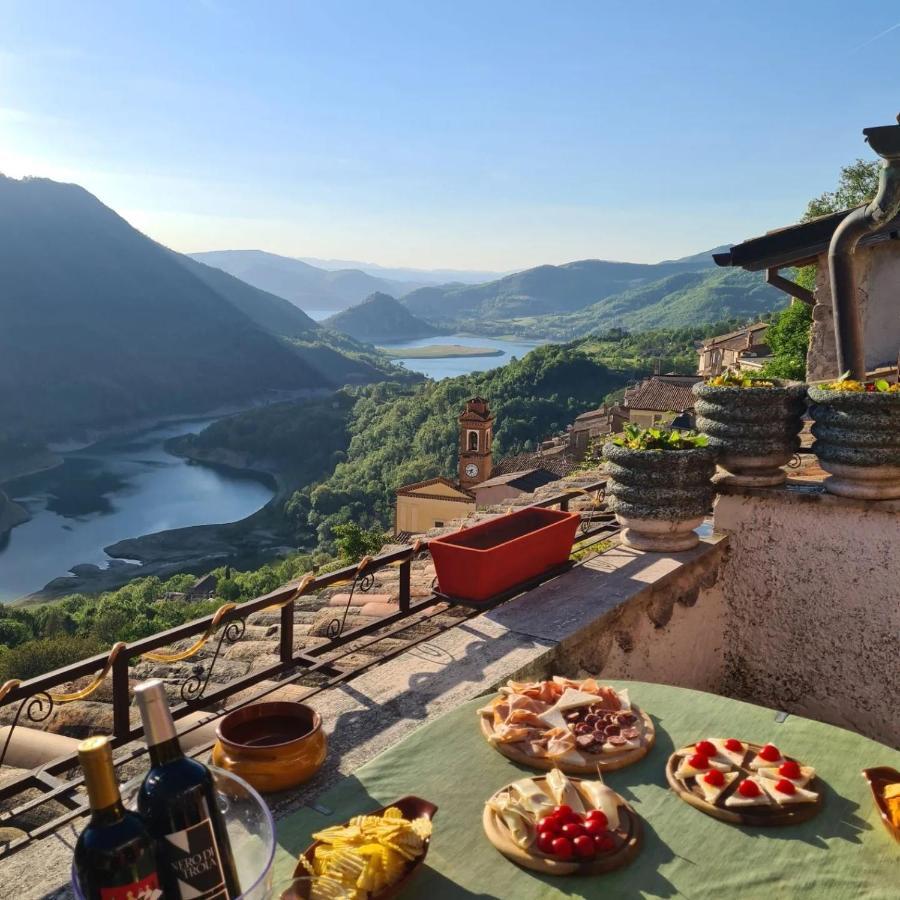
807;387;900;499
602;443;717;552
692;381;807;487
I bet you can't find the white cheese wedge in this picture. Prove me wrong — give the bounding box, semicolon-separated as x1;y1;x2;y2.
710;738;748;767
538;706;569;731
695;770;738;804
748;749;785;770
758;777;818;805
552;688;606;711
723;777;773;808
675;754;733;779
579;779;621;831
546;768;586;815
617;688;631;710
601;737;641;754
757;765;815;788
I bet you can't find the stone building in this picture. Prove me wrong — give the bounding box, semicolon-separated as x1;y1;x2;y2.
472;467;558;506
393;477;475;536
622;374;701;427
714;208;900;381
697;322;770;377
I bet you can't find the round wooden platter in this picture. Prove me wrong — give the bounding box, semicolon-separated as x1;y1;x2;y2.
665;742;824;826
483;775;641;875
480;703;655;774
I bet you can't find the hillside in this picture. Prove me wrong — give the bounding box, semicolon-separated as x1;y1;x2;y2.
0;176;392;446
399;255;718;322
324;292;440;342
190;249;428;312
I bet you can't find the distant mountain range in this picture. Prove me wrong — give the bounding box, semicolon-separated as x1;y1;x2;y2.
190;249;431;312
294;257;506;285
0;177;393;447
324;293;439;343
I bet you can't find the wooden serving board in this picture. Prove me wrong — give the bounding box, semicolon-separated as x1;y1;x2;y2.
483;776;641;875
480;703;655;774
665;741;823;826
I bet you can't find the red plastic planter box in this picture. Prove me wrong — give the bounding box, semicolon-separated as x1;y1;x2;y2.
428;506;580;603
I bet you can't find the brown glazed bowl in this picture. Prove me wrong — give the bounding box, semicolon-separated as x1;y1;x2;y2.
862;766;900;843
212;701;327;794
285;795;438;900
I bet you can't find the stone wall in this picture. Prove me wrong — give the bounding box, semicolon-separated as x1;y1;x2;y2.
713;486;900;748
807;241;900;381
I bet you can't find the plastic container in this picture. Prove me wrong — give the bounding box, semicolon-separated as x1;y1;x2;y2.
72;766;275;900
428;506;579;602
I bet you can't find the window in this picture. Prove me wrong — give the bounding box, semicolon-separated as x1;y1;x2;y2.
468;430;479;451
434;520;444;527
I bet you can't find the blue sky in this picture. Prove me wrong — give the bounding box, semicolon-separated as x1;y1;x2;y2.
1;1;898;270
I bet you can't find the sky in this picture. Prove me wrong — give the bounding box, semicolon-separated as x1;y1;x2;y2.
1;1;899;271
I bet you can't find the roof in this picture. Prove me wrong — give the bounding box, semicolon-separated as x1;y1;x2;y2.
395;476;475;500
190;573;217;593
474;468;559;492
701;322;769;350
491;451;574;478
624;375;701;412
459;397;493;423
714;206;900;272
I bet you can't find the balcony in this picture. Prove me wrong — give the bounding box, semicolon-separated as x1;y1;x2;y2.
0;468;897;895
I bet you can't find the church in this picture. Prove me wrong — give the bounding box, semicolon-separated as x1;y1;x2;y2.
393;398;560;536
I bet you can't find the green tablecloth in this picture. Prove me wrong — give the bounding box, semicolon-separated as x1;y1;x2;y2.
272;681;899;899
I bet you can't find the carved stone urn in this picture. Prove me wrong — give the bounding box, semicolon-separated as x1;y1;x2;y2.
693;381;807;487
602;443;717;552
807;386;900;499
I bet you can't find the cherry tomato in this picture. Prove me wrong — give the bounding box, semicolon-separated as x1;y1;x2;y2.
594;833;616;853
583;818;607;838
551;836;573;860
561;822;585;839
537;831;556;854
585;809;608;829
573;835;596;858
554;804;573;819
695;740;717;757
687;753;709;769
537;815;559;834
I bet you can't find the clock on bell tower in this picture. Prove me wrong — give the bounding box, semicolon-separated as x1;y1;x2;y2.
458;397;494;487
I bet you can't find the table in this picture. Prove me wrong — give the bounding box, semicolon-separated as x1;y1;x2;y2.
272;680;900;898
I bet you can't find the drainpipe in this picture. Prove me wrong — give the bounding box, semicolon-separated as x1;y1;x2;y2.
827;117;900;379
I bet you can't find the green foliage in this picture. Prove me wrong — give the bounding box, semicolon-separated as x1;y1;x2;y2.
332;523;386;560
612;424;709;451
707;369;775;388
761;302;813;381
324;293;438;343
0;634;106;681
804;159;880;221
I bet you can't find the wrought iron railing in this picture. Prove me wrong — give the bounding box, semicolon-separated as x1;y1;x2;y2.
0;479;612;859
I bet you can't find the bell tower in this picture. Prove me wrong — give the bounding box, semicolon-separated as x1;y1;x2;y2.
458;397;494;487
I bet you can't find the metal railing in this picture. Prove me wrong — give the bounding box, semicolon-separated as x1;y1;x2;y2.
0;479;612;859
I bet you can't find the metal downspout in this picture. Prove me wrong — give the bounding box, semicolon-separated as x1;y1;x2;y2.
827;119;900;379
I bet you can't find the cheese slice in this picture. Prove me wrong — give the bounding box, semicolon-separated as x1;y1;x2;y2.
546;768;586;814
723;777;773;808
537;706;569;730
711;738;748;767
757;765;815;788
580;779;621;831
695;770;738;804
552;688;605;711
758;777;818;806
602;737;641;754
749;750;785;770
675;753;732;779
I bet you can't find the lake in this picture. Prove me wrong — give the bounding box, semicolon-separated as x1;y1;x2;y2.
379;334;544;379
0;418;275;602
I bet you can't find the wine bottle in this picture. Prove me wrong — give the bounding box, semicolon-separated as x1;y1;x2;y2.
135;679;242;899
73;735;161;900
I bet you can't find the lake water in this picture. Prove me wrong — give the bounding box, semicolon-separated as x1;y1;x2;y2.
0;418;275;602
379;334;544;380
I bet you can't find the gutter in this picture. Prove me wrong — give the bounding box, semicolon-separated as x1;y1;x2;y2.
827;117;900;379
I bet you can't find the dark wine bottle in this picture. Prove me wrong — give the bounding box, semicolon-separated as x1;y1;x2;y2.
73;735;161;900
135;679;242;899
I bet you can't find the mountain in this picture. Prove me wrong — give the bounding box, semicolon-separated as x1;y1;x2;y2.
399;255;720;323
296;257;507;285
324;293;440;343
0;176;390;445
189;249;429;311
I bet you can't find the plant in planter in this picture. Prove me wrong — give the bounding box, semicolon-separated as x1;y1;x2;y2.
692;369;807;487
807;375;900;499
602;425;717;552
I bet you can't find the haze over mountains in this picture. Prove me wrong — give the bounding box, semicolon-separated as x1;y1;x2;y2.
324;293;439;343
0;177;390;448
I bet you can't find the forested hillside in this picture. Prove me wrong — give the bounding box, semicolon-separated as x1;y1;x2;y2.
324;292;439;342
0;176;396;454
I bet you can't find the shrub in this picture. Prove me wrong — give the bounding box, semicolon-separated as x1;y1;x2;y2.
0;634;106;681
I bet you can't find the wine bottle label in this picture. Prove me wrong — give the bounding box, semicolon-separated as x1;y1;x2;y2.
162;816;229;900
99;872;162;900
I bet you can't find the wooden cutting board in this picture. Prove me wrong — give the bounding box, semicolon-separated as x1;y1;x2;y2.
482;776;641;875
666;741;823;826
480;703;655;774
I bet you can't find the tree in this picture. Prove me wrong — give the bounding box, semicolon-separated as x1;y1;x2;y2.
803;159;880;222
761;301;813;380
332;522;386;561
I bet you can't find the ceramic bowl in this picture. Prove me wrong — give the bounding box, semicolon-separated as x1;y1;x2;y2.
862;766;900;843
213;701;327;794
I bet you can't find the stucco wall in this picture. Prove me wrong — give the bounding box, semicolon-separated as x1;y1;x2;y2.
713;487;900;747
395;495;474;534
807;241;900;381
474;484;522;506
